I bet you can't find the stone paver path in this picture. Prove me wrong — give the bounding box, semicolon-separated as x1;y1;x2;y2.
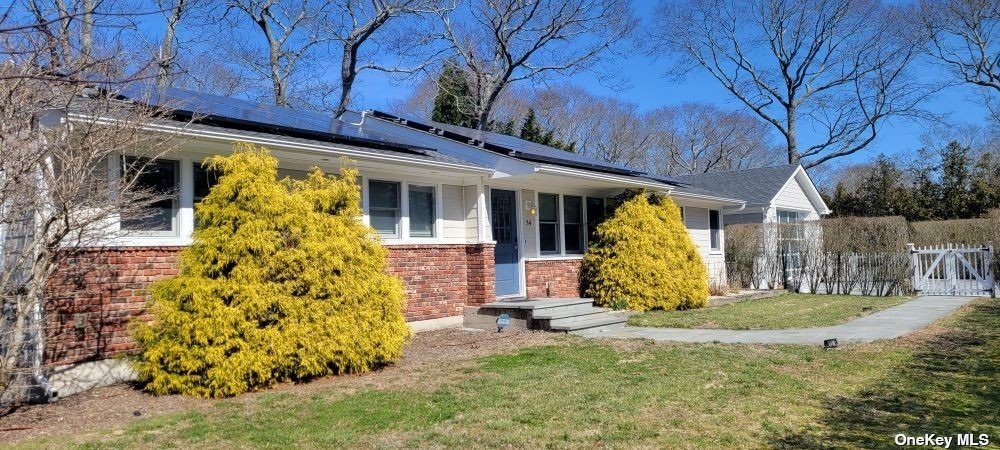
574;296;980;345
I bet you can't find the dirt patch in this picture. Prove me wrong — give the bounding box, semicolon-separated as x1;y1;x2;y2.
0;328;561;445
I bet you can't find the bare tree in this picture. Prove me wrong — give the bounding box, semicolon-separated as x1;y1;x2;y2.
224;0;338;108
329;0;446;117
647;103;781;175
655;0;928;168
921;0;1000;120
0;10;182;405
440;0;637;130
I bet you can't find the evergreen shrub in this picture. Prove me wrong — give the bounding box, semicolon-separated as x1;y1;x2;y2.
581;193;708;311
131;143;408;397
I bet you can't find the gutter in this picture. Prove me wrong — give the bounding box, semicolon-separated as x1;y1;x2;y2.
70;113;495;175
536;165;673;194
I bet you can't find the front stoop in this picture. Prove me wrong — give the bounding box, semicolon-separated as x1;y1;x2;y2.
463;298;626;333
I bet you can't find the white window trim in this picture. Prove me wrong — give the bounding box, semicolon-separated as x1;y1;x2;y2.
532;191;609;259
118;155;183;239
537;192;562;256
403;182;442;240
708;208;723;254
368;178;403;239
362;175;451;245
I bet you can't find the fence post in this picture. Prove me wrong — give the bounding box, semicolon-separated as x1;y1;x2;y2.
907;243;919;295
986;242;996;299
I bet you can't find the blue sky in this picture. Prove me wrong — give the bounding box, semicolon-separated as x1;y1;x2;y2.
346;0;995;174
120;0;994;174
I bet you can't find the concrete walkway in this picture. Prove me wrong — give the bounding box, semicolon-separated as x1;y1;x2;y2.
574;295;981;345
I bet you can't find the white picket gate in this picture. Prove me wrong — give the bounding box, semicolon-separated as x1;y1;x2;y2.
908;243;995;297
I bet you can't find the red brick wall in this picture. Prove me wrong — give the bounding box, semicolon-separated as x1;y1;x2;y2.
525;258;583;298
43;243;495;365
44;247;182;366
386;243;495;322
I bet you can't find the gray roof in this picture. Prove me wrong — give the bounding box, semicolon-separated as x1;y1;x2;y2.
668;165;801;205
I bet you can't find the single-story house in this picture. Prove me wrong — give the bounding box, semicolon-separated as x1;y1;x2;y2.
670;164;831;287
34;87;746;371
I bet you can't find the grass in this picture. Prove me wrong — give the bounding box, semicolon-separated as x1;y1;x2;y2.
16;299;998;449
628;293;912;330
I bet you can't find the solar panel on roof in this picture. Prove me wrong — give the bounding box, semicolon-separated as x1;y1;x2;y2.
379;111;645;176
119;84;413;149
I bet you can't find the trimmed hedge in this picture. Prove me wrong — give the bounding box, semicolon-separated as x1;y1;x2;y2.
131;143;409;397
581;194;708;311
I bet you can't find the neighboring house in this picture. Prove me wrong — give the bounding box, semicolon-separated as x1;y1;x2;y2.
37;87;745;370
671;164;831;287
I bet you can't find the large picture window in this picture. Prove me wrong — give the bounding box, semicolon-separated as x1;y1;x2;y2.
368;180;401;238
408;184;436;238
121;157;179;234
709;209;721;251
538;193;560;254
564;195;584;254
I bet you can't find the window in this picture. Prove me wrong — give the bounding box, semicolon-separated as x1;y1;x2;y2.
777;210;804;254
564;195;584;254
120;157;179;234
368;180;401;238
193;163;220;204
538;193;560;254
709;209;721;251
585;197;606;244
408;185;436;238
680;206;685;222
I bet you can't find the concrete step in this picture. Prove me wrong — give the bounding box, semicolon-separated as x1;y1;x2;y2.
549;313;627;332
531;306;609;321
478;298;593;311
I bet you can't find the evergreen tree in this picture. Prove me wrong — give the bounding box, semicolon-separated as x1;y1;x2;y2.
938;141;974;219
581;194;708;311
132;143;409;397
970;151;1000;217
431;59;475;127
519;108;545;143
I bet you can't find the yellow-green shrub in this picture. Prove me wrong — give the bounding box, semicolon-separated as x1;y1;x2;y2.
131;143;408;398
581;194;708;311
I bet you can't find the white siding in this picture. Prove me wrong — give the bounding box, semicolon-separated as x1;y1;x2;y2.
463;185;479;240
682;206;726;285
442;184;466;240
771;174;820;220
520;189;537;258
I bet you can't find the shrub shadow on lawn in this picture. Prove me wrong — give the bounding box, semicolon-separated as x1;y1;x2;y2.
770;301;999;449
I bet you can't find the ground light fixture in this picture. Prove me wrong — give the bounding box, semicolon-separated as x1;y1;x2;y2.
823;338;839;349
497;313;511;332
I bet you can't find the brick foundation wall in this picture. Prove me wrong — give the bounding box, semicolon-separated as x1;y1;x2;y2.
44;247;182;366
524;258;583;298
386;243;495;322
43;243;495;366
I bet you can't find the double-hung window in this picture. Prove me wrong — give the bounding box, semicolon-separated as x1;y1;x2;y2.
538;193;560;254
120;157;179;234
564;195;584;254
408;184;436;238
709;209;721;251
369;180;401;238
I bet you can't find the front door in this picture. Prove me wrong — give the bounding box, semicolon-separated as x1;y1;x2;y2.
491;189;521;297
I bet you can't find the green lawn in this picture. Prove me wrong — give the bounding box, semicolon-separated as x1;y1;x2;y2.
628;293;912;330
15;300;998;449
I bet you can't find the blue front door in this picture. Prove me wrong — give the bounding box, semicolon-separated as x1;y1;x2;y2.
491;189;521;297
